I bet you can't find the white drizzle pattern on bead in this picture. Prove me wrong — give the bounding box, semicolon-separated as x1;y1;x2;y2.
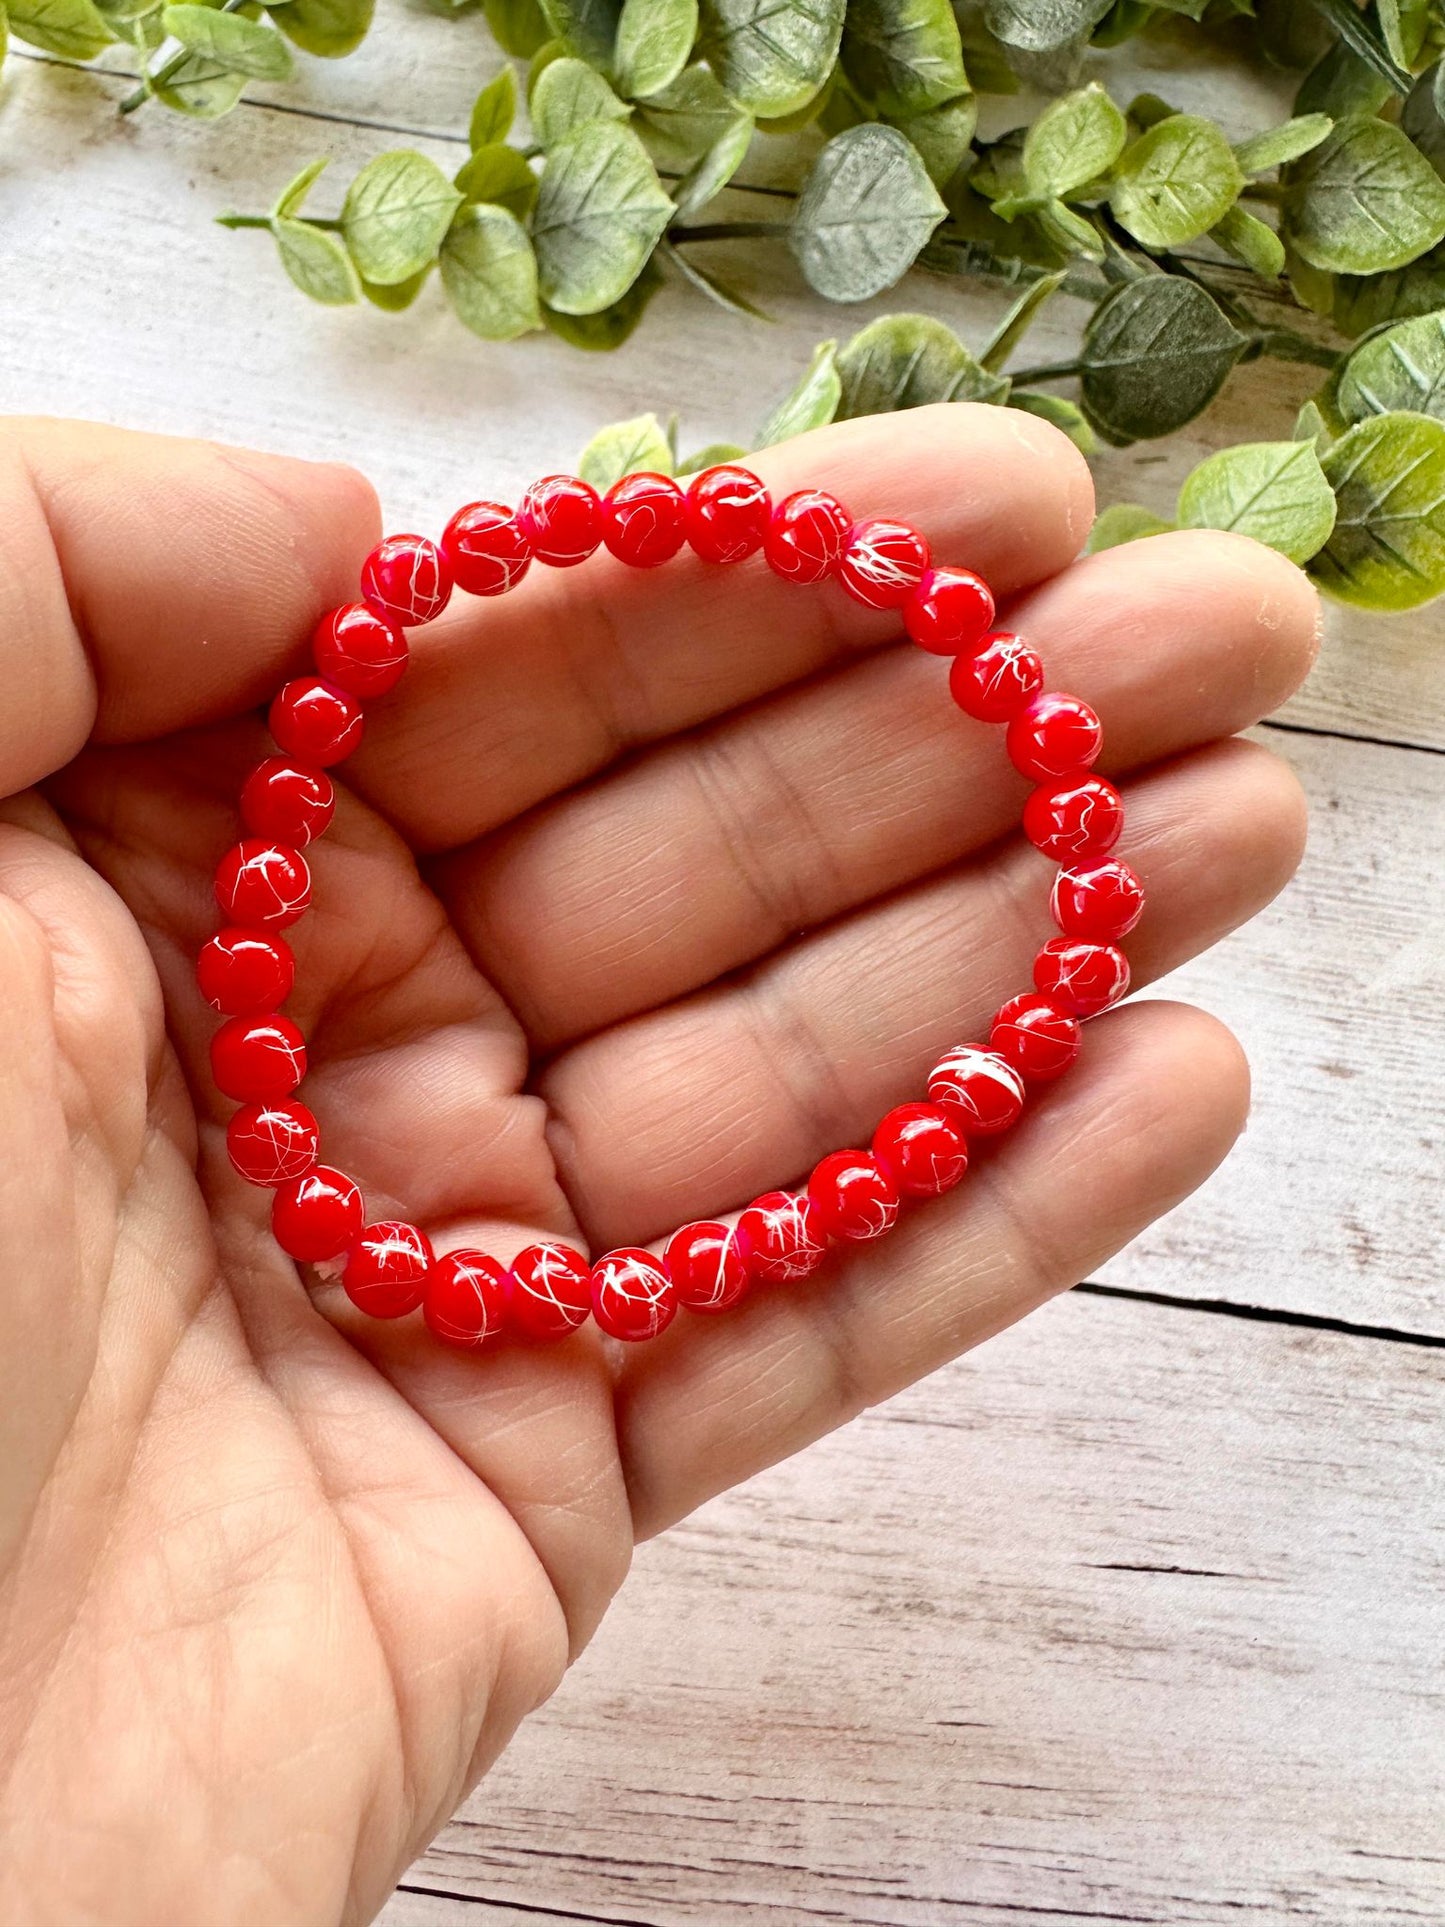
593;1249;673;1336
233;846;310;923
842;521;925;602
748;1195;827;1280
927;1046;1026;1132
236;1106;313;1184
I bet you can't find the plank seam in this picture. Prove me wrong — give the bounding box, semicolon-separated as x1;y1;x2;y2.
1074;1279;1445;1348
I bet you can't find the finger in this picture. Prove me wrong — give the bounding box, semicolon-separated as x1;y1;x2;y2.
437;531;1318;1048
0;417;378;791
613;999;1250;1538
349;404;1095;849
539;736;1306;1246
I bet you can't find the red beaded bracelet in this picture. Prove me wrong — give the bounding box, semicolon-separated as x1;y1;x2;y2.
199;464;1142;1349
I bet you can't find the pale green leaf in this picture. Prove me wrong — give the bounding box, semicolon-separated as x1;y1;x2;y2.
677;441;749;473
272;156;329;218
578;411;674;489
439;202;542;339
1310;410;1445;609
361;267;430;310
1022;82;1127;199
981;0;1112;53
789;123;946;301
538;0;619;67
162;2;292;75
756;339;841;444
1081;276;1247;445
483;0;548;56
153;47;247;115
1233;112;1332;174
469;65;517;147
671;110;753;218
979;270;1064;373
273;216;361;305
6;0;112;59
1211;204;1286;278
268;0;370;57
1008;389;1096;453
839;0;968;118
1283;115;1445;274
1086;502;1174;551
836;312;1009;415
530;55;629;149
883;92;976;186
613;0;695;97
633;60;741;168
1177;439;1337;563
532;118;672;313
1328;312;1445;426
454;143;538;219
1109;114;1244;249
542;255;664;346
1294;398;1333;453
341;151;463;286
698;0;845;117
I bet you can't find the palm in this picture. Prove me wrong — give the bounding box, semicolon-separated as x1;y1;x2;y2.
0;411;1316;1925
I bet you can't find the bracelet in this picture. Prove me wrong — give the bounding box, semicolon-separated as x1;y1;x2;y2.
198;464;1142;1349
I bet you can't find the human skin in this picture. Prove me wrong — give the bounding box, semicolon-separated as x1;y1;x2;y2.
0;407;1316;1925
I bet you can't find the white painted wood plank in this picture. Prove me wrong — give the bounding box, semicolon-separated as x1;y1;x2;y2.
378;1289;1444;1927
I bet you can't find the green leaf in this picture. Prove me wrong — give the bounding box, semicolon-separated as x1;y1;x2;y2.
671;111;754;218
538;0;619;67
1033;198;1103;260
5;0;112;58
272;217;360;305
698;0;845;117
1403;67;1445;181
982;0;1112;53
1283;114;1445;273
1008;389;1096;454
1379;0;1444;73
979;269;1064;372
633;60;742;167
662;237;769;316
268;0;370;57
272;156;329;218
469;65;518;147
883;93;976;187
678;441;748;473
578;412;674;489
1081;276;1247;445
613;0;695;97
1310;410;1445;608
836;312;1009;415
1109;115;1244;249
484;0;547;55
1295;39;1393;119
1233;112;1332;174
152;47;247;114
1176;439;1337;563
1331;248;1445;335
1255;0;1332;71
1295;398;1333;453
532;119;672;313
439;202;542;339
542;255;664;346
1328;311;1445;426
454;143;538;218
790;123;946;301
756;339;842;444
162;2;291;74
1022;82;1126;199
361;267;430;310
341;151;462;287
530;56;629;148
839;0;968;118
1086;502;1174;552
1211;204;1286;278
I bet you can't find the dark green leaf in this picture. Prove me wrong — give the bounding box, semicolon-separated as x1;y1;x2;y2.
268;0;370;57
1177;438;1337;562
6;0;112;58
1109;114;1244;248
454;143;538;218
1283;115;1445;274
633;60;743;168
981;0;1112;54
538;0;619;67
273;217;360;304
1310;410;1445;608
530;56;629;148
532;118;672;313
483;0;547;55
1233;112;1332;174
698;0;845;117
756;339;841;444
469;65;517;147
1022;82;1126;198
1085;502;1174;551
341;151;462;286
839;0;968;118
1008;389;1096;453
1330;248;1445;335
162;2;292;75
1254;0;1332;71
1295;40;1394;119
578;412;674;489
1081;276;1247;444
789;122;946;300
836;311;1010;414
979;269;1065;372
1402;65;1445;181
1211;204;1286;278
439;203;543;338
613;0;695;97
542;254;664;346
1328;311;1445;425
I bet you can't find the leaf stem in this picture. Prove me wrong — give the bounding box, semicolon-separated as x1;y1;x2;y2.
215;212;272;229
1306;0;1411;94
1254;328;1338;369
119;0;253;114
1007;360;1084;384
668;220;791;244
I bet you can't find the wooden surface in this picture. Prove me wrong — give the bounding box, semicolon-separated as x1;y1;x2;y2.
1;17;1441;1922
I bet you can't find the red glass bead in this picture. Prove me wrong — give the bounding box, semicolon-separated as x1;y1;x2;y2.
664;1221;748;1314
210;1013;307;1103
926;1045;1025;1135
517;474;601;568
1007;693;1103;783
991;993;1080;1081
685;464;770;564
508;1241;592;1341
736;1190;828;1283
904;566;995;656
1051;860;1144;941
837;517;930;610
1034;937;1131;1018
241;757;335;848
872;1103;969;1199
215;839;311;929
602;471;687;568
197;927;295;1016
424;1251;511;1349
807;1148;900;1242
343;1221;433;1319
949;633;1044;723
1023;774;1124;864
763;488;851;584
360;533;453;628
269;676;363;769
226;1099;319;1187
312;602;409;699
591;1247;678;1342
442;500;533;597
272;1165;364;1263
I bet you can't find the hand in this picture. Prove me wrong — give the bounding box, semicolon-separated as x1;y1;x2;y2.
0;409;1315;1925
